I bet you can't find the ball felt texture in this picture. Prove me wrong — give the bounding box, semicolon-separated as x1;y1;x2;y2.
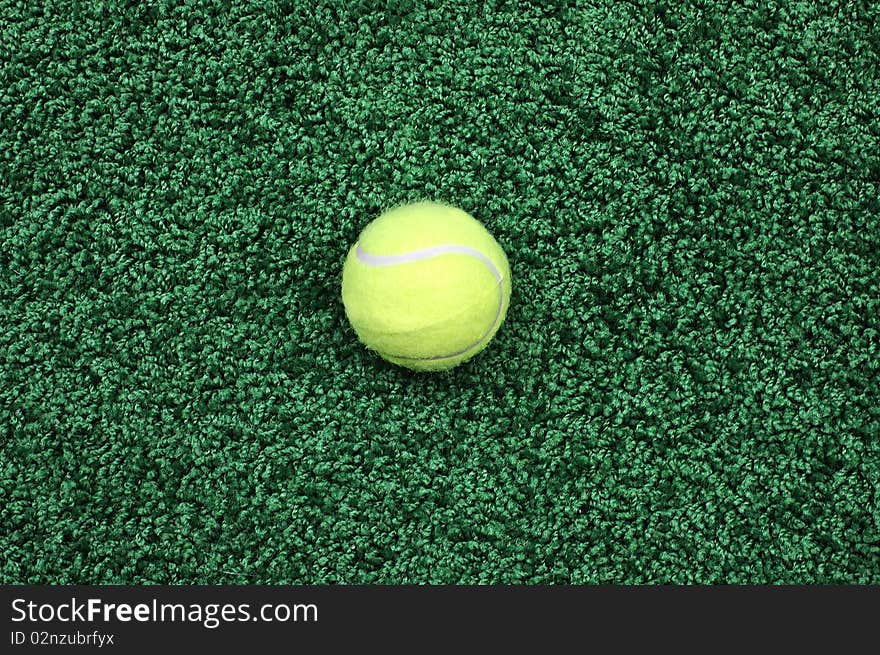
341;202;512;371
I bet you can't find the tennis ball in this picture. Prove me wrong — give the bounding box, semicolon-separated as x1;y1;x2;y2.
341;201;512;371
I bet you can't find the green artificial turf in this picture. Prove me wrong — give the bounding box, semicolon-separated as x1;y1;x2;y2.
2;0;879;584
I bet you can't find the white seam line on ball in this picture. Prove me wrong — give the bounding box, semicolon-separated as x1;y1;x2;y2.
355;243;504;361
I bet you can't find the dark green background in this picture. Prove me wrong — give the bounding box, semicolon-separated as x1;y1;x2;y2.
2;0;878;583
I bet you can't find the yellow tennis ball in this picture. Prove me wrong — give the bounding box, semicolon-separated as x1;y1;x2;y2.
341;201;512;371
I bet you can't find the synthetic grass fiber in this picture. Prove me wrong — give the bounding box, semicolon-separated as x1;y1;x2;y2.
1;0;879;584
